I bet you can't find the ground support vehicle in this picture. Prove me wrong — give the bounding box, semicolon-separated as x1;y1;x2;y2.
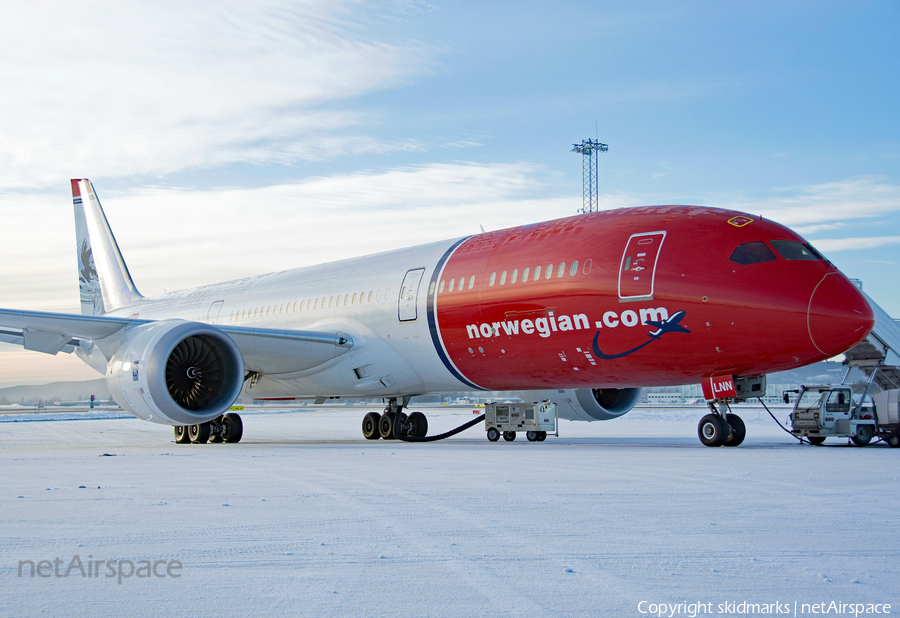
484;402;557;442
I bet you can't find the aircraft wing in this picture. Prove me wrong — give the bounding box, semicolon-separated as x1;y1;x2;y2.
0;307;353;374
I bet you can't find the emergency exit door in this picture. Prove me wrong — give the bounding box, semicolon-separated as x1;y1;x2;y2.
398;268;425;322
618;231;666;300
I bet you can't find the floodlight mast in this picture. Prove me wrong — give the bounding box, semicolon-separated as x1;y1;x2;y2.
571;139;608;214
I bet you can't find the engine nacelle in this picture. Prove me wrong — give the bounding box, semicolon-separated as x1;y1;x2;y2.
519;388;642;421
106;320;245;425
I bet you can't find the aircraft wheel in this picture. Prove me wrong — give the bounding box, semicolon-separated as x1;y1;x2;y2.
697;414;728;447
487;427;500;442
503;431;516;442
208;416;225;443
850;424;874;446
174;425;191;444
222;413;243;443
887;433;900;448
407;411;428;438
189;422;210;444
379;413;398;439
808;436;826;446
536;431;547;441
362;412;381;440
526;431;538;442
724;413;746;447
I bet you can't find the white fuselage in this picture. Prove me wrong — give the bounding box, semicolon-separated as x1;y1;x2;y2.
103;238;469;399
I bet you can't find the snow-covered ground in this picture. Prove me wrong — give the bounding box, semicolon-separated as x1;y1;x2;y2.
1;404;897;618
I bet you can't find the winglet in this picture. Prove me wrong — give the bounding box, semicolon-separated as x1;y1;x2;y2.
72;179;143;315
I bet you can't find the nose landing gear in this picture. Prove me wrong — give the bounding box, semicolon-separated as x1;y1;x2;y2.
698;402;745;447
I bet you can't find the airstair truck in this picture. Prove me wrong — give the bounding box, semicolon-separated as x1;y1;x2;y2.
789;383;878;445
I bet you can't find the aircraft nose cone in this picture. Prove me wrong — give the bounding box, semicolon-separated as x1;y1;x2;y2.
808;273;874;357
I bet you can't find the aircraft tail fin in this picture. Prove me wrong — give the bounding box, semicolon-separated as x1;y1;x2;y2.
72;179;143;315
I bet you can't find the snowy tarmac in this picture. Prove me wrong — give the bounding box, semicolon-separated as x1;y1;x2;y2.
1;404;897;618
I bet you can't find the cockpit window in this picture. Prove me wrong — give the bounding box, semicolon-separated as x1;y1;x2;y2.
730;241;777;265
771;240;821;261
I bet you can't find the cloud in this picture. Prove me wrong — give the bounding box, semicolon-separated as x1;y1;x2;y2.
0;162;581;307
791;222;846;235
0;1;437;190
812;236;900;253
729;177;900;226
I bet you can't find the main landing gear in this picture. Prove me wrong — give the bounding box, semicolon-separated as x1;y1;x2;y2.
697;402;745;447
174;412;243;444
362;397;428;440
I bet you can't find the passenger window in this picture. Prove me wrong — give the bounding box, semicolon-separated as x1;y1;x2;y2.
428;282;435;296
368;291;373;302
557;263;565;278
500;271;507;285
329;296;334;308
546;264;553;279
489;272;496;287
352;293;357;305
468;275;475;290
569;261;578;276
511;269;518;284
344;294;350;305
314;299;319;310
771;240;821;261
298;301;303;311
730;242;777;265
448;278;455;292
438;280;445;294
522;267;529;282
583;259;592;275
533;265;541;280
458;278;464;291
376;289;382;301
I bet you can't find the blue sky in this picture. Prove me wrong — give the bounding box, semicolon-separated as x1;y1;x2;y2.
0;1;897;385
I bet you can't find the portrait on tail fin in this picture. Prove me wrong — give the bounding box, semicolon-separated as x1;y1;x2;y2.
77;236;104;315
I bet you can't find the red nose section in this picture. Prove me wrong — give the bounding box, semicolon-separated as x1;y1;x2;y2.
808;274;875;357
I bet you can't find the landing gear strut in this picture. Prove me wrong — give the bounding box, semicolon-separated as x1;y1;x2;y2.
361;397;428;440
174;412;243;445
698;402;745;447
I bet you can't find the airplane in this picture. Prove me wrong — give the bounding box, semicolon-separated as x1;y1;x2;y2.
0;179;874;447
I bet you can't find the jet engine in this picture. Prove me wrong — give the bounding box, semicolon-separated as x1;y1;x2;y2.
519;388;642;421
106;320;244;425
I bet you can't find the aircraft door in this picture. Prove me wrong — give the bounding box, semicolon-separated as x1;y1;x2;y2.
619;232;666;300
206;300;225;324
398;268;425;322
